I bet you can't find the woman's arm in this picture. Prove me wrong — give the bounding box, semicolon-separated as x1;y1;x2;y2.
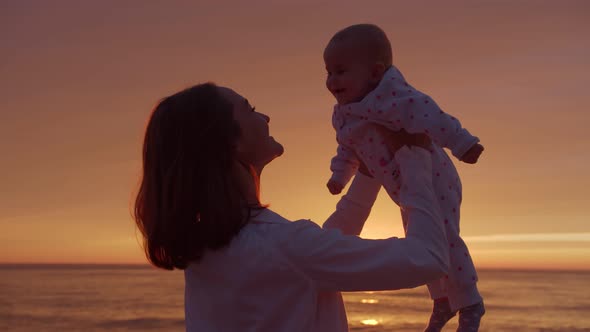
279;146;449;292
323;128;431;236
322;172;381;236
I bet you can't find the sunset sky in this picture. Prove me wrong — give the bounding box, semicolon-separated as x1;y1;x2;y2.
1;0;589;269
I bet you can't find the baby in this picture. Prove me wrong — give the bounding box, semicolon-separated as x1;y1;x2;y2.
324;24;485;332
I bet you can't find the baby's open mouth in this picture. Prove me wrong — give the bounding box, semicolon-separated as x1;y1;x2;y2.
334;88;345;95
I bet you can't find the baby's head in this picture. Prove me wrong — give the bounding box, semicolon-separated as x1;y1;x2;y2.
324;24;392;105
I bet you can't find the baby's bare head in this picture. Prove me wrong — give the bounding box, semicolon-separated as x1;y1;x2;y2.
325;24;392;68
324;24;392;104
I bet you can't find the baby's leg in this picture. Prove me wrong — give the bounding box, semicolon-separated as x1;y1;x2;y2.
431;153;482;311
400;209;456;332
430;149;484;330
379;145;484;328
430;194;484;331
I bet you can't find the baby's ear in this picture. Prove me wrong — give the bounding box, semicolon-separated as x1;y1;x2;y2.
371;62;386;81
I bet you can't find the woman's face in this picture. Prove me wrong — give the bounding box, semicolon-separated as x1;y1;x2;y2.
219;87;284;170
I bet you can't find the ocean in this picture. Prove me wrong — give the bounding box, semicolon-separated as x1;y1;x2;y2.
1;265;589;331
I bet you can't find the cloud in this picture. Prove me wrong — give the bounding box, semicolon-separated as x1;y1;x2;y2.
464;233;590;243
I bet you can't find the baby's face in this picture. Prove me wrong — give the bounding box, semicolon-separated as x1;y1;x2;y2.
324;42;375;105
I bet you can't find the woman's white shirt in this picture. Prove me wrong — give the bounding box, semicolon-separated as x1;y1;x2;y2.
184;146;449;332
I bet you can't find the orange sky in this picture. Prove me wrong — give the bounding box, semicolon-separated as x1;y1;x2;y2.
1;0;589;269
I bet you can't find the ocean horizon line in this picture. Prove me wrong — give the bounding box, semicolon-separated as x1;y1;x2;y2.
1;262;590;273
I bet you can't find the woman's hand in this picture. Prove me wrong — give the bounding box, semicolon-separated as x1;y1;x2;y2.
357;161;372;177
356;127;431;178
379;127;431;153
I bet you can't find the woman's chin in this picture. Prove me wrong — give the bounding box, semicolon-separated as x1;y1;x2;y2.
265;137;284;164
270;137;284;157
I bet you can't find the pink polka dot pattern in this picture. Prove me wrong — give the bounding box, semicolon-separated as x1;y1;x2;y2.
328;65;480;296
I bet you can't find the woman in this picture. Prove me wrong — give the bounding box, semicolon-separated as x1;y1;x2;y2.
134;83;449;331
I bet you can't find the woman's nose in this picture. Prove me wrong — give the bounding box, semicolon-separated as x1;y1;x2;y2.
260;113;270;123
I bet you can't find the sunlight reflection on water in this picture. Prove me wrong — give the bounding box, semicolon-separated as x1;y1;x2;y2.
360;319;380;326
361;299;379;304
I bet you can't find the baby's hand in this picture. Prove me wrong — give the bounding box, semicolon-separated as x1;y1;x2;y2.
461;143;484;164
327;179;344;195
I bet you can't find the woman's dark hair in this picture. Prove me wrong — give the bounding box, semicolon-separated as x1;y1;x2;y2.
134;83;253;270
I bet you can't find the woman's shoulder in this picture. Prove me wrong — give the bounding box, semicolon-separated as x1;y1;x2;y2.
191;210;301;267
245;208;322;238
248;208;290;225
223;210;325;271
249;208;316;226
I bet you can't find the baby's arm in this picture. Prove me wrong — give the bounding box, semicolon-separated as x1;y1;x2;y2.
394;94;479;161
353;68;481;161
328;144;360;195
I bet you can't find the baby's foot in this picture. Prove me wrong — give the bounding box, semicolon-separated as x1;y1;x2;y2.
424;298;456;332
456;301;485;332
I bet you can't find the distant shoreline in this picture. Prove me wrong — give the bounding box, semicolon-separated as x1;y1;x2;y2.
1;263;589;273
0;263;151;270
